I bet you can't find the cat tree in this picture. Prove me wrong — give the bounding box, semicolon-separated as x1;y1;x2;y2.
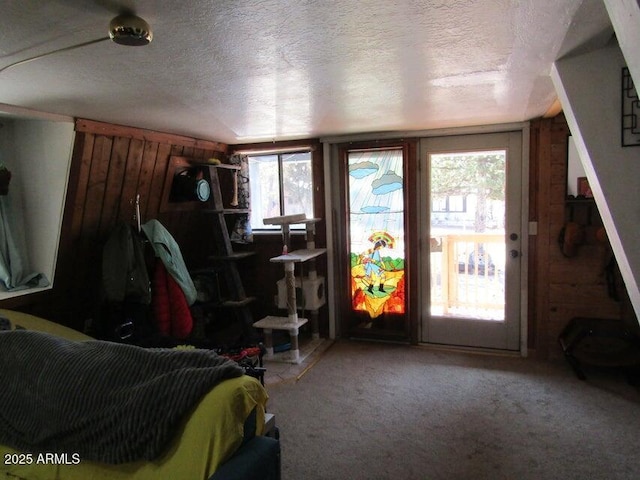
252;214;326;363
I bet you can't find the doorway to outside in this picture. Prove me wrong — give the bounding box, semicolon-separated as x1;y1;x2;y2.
419;132;523;351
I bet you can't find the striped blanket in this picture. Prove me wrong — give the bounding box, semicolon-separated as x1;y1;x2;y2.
0;330;243;464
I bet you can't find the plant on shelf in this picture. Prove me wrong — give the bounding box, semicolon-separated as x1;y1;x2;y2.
0;163;11;195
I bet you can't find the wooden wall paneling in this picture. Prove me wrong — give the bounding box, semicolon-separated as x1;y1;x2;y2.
176;212;198;267
533;118;552;358
312;151;324;241
74;135;112;315
549;283;619;306
149;145;184;249
549;258;611;285
69;134;97;306
80;135;113;321
549;163;566;197
7;119;233;329
163;212;190;249
528;114;628;361
145;143;177;219
528;123;540;221
82;135;112;239
193;148;206;160
527;243;538;350
181;146;194;159
311;144;329;337
75;119;227;152
117;137;145;226
70;133;95;243
98;136;131;237
131;140;158;226
406;139;420;344
527;122;540;350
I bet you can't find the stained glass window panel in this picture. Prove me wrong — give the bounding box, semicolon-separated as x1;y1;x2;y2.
348;149;405;320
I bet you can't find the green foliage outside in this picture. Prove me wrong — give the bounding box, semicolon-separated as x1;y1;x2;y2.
430;152;505;232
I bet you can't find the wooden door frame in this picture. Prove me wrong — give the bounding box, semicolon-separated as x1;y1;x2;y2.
334;139;419;343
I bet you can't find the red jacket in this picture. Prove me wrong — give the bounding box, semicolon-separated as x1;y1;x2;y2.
151;259;193;339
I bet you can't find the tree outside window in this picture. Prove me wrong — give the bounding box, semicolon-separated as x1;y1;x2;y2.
248;151;313;230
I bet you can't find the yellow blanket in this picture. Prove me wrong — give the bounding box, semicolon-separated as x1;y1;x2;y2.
0;310;268;480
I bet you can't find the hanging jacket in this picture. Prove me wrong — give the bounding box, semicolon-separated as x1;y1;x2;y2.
102;222;151;305
151;258;193;339
141;219;197;305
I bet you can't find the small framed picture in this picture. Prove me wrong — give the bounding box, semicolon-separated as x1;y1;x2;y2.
577;176;593;198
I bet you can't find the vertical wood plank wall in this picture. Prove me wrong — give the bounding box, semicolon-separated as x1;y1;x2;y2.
25;119;228;330
12;120;330;339
529;114;628;360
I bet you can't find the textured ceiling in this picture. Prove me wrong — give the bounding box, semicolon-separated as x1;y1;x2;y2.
0;0;612;144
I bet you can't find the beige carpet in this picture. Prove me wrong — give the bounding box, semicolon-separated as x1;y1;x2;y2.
263;338;335;386
266;339;640;480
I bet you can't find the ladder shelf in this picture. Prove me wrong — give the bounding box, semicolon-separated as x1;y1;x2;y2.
197;163;257;345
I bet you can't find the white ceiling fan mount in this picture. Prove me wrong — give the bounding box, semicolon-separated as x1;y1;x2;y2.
109;13;153;46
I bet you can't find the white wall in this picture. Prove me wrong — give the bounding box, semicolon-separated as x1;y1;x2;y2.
604;0;640;84
0;117;74;298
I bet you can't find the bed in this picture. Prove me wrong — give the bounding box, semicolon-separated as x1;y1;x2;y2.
0;309;280;480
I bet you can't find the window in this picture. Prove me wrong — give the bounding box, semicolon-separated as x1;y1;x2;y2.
248;150;313;230
431;195;467;213
347;147;406;320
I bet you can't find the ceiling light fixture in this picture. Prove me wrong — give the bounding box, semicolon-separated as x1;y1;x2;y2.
109;14;153;46
0;14;152;74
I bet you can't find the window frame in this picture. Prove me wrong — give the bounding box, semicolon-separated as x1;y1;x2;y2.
247;148;313;231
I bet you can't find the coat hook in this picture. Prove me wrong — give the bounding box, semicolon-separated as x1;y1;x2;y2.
134;194;141;232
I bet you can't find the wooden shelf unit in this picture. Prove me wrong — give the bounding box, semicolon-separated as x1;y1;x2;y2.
164;157;257;345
